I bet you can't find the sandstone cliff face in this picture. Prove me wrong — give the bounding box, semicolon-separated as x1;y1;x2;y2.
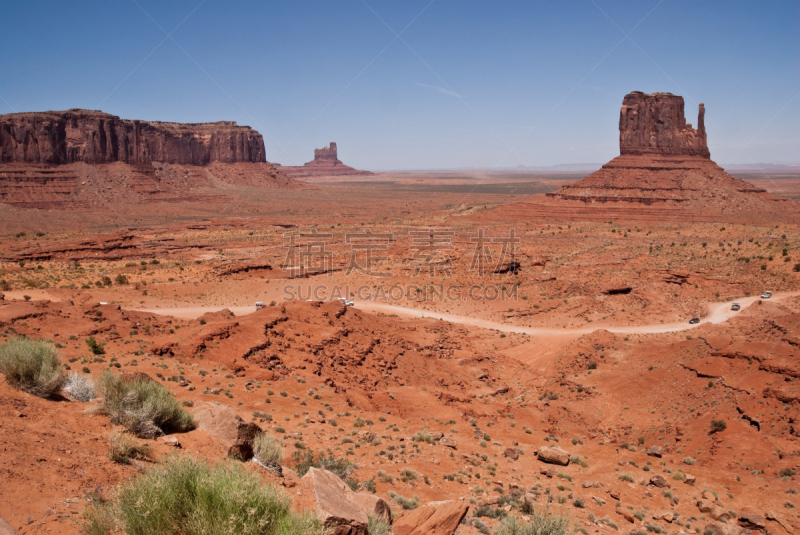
0;109;266;165
619;91;709;158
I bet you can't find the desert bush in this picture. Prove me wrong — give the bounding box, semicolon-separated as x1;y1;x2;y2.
84;455;323;535
63;371;96;401
92;370;195;438
494;509;570;535
291;449;355;481
254;432;284;468
388;491;419;510
85;336;105;355
0;337;64;398
710;419;727;433
367;515;392;535
683;457;696;465
474;504;507;519
108;431;151;464
412;430;434;444
400;468;419;482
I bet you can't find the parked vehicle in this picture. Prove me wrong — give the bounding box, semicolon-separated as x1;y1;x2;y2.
689;318;700;324
255;302;265;309
337;298;355;307
761;291;772;299
731;303;741;311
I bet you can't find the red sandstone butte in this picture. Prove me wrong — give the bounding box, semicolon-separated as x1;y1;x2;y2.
281;142;373;178
542;91;790;214
0;109;266;165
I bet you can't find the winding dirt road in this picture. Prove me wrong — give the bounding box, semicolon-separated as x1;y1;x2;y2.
130;292;799;336
356;292;799;336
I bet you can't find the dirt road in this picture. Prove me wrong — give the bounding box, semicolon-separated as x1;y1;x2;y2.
128;292;799;336
356;292;799;336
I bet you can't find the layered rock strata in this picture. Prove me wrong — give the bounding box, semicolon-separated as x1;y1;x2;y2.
0;109;266;165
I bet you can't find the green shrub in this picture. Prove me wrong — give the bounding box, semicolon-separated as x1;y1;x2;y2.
388;491;419;510
92;370;195;438
85;336;105;355
474;504;507;519
0;337;64;398
108;431;151;464
710;419;727;433
84;455;323;535
494;509;570;535
254;432;284;468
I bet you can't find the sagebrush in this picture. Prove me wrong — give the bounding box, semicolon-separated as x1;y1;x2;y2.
84;455;324;535
0;337;64;398
92;370;195;438
64;372;95;402
254;432;284;468
494;509;570;535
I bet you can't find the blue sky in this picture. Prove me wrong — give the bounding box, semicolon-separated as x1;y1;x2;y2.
0;1;797;169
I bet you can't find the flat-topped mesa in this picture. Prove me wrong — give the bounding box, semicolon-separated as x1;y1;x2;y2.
312;142;341;163
0;109;267;165
619;91;709;158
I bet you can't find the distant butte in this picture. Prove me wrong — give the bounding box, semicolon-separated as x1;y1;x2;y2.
478;91;799;223
280;142;373;178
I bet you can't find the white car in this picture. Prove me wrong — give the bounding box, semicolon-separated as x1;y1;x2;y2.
761;291;772;299
731;303;741;311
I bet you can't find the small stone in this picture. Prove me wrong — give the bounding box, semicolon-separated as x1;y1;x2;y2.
649;474;669;488
158;435;181;448
646;446;663;458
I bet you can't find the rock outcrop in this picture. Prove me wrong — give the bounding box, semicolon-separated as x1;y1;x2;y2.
619;91;709;158
0;109;266;165
192;402;262;461
392;500;469;535
301;467;377;535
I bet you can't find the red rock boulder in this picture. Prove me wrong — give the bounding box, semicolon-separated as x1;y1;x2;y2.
393;500;469;535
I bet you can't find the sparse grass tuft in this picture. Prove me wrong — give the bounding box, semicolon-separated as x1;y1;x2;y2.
84;455;324;535
367;515;392;535
91;370;195;438
494;509;570;535
254;432;284;468
108;431;151;464
412;430;434;444
0;337;64;398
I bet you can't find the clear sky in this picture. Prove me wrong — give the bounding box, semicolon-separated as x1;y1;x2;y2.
0;1;797;170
